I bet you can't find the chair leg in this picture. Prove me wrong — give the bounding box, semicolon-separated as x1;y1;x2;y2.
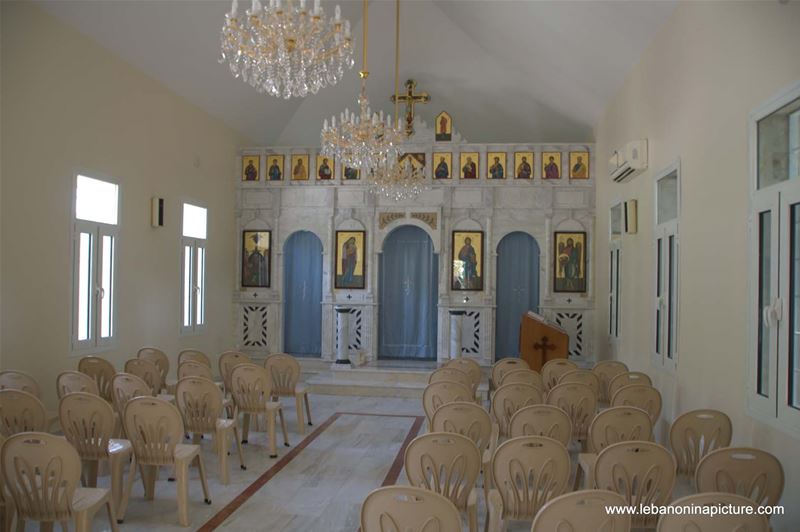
176;461;190;527
572;462;583;491
233;425;246;470
109;454;125;518
242;413;251;444
143;465;157;500
278;407;290;447
295;394;306;435
468;500;478;532
106;500;120;532
118;455;138;522
303;393;312;426
196;454;211;505
267;411;278;458
217;428;230;485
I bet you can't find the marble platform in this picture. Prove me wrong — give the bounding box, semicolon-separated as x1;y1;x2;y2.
302;358;489;399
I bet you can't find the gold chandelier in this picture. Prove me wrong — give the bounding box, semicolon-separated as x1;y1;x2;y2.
320;0;404;173
367;0;428;201
219;0;355;99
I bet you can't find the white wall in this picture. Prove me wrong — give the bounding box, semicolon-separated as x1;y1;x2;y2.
0;2;243;406
594;2;800;528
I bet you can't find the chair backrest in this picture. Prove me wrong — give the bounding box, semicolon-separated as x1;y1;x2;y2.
230;363;274;412
532;490;631;532
669;409;732;476
508;404;572;446
111;372;153;418
558;369;601;397
491;435;571;521
491;383;543;437
136;347;170;387
78;356;116;402
656;493;769;532
491;358;530;388
430;401;493;452
264;354;301;396
542;359;578;392
360;485;462;532
56;370;99;399
2;432;82;522
594;441;676;528
125;358;162;394
592;360;629;403
444;358;482;388
587;406;653;453
695;447;784;507
607;371;652;400
611;384;662;424
545;382;597;440
0;389;46;436
178;360;214;381
59;392;115;460
175;376;225;434
0;370;40;397
498;369;543;389
404;432;481;511
428;367;472;391
178;349;212;368
219;351;252;394
422;381;473;425
123;396;185;466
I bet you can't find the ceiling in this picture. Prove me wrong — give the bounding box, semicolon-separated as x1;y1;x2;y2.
35;0;676;146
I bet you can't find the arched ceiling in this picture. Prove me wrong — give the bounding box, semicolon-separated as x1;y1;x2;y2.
35;0;676;145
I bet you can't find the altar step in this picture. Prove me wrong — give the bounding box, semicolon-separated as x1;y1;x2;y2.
299;358;489;399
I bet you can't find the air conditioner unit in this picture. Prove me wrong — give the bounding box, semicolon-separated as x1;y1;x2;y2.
609;139;648;183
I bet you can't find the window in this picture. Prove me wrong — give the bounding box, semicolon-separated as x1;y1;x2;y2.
182;203;207;333
609;203;623;339
654;165;679;369
72;174;119;352
750;86;800;431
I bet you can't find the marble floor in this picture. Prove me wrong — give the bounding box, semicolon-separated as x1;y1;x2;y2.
13;394;424;532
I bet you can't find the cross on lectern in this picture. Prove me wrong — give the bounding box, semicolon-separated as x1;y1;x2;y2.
533;336;556;359
390;79;430;137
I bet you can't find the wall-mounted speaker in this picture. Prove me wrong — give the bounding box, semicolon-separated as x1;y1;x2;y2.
624;200;638;234
151;197;165;227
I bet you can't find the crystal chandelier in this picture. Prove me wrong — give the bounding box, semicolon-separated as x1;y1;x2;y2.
219;0;355;99
366;0;427;201
320;0;404;172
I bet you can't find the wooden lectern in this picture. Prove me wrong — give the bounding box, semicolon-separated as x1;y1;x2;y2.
519;311;570;371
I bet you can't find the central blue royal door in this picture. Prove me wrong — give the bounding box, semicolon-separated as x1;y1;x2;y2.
379;226;438;359
495;232;540;359
283;231;323;357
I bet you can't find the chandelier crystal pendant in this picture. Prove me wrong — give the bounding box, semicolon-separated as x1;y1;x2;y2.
320;0;404;174
219;0;355;99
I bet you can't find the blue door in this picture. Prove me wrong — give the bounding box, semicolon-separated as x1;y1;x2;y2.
283;231;323;356
495;232;540;359
379;226;438;359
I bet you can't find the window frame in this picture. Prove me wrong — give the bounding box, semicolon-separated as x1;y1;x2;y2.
653;160;681;373
180;201;208;335
747;80;800;436
70;171;120;355
609;201;624;344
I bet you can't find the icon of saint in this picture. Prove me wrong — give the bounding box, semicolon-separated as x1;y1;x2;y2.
268;158;282;181
462;156;477;179
457;237;479;289
244;160;258;181
544;156;560;179
571;156;587;178
489;156;504;179
293;158;306;179
435;156;449;179
318;158;332;179
516;156;532;179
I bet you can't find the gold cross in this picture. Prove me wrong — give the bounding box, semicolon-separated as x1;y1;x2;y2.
391;79;430;137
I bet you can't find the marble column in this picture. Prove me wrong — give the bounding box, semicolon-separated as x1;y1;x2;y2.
449;310;466;360
334;306;353;365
